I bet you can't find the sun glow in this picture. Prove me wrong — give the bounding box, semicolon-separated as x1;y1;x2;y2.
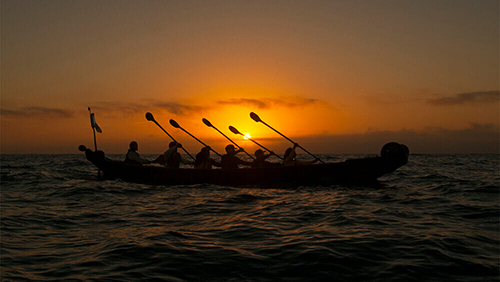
244;133;251;139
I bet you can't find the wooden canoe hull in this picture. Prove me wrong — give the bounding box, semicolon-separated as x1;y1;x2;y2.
82;143;409;187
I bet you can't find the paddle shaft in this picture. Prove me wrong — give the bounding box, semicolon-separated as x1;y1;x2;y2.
88;108;98;151
246;137;283;160
210;125;254;159
92;127;98;151
151;120;195;160
177;127;221;157
88;108;101;177
259;120;325;164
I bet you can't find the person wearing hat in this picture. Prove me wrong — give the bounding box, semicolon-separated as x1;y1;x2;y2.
164;142;194;168
220;144;252;169
251;149;279;168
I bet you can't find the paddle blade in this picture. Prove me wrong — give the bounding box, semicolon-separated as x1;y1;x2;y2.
229;126;242;135
169;119;180;128
145;112;154;121
202;118;213;127
250;112;261;122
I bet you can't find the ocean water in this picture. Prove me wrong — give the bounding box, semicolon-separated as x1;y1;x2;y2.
1;153;499;281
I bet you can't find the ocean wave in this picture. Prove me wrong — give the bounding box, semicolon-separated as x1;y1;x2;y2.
1;154;499;281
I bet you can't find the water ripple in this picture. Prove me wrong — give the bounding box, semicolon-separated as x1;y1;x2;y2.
1;154;499;281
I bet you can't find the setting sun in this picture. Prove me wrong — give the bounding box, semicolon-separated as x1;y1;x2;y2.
1;2;499;281
0;1;498;154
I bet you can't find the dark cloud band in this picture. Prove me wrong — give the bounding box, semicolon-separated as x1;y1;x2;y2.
1;107;73;118
217;97;319;109
427;91;499;106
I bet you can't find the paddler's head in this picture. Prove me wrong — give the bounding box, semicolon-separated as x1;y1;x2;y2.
129;141;138;151
255;149;264;158
200;146;211;158
225;144;236;155
284;147;296;160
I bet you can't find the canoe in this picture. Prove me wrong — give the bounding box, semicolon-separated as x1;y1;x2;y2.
79;142;409;187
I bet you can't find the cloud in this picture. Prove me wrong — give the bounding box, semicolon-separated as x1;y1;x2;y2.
92;96;321;117
218;98;269;109
1;107;74;118
427;91;499;106
91;102;145;115
90;101;209;117
217;97;319;109
302;123;499;154
154;102;207;115
19;96;320;121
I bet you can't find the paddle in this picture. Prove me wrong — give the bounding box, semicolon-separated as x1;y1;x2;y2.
229;126;283;160
169;119;221;157
250;112;325;164
202;118;254;160
145;112;195;161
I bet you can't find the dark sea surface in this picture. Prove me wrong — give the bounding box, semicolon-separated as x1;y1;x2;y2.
1;153;499;281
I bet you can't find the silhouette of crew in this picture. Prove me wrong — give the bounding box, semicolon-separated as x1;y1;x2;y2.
164;142;193;168
251;149;279;168
220;145;251;169
124;141;151;165
283;143;319;166
195;146;221;169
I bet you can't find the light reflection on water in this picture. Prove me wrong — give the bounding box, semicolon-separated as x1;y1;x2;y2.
0;154;498;281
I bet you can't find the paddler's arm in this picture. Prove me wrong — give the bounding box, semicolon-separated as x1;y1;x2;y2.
211;159;222;168
237;157;252;166
180;156;195;165
127;151;151;164
295;158;319;166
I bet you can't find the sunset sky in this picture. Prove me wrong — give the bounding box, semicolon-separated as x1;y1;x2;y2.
2;0;499;155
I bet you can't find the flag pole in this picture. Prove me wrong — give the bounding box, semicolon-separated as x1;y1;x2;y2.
88;107;102;177
88;107;98;151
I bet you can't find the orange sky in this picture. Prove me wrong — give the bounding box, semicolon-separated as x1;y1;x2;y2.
1;0;499;154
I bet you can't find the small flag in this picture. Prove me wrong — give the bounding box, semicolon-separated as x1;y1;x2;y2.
90;113;102;133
